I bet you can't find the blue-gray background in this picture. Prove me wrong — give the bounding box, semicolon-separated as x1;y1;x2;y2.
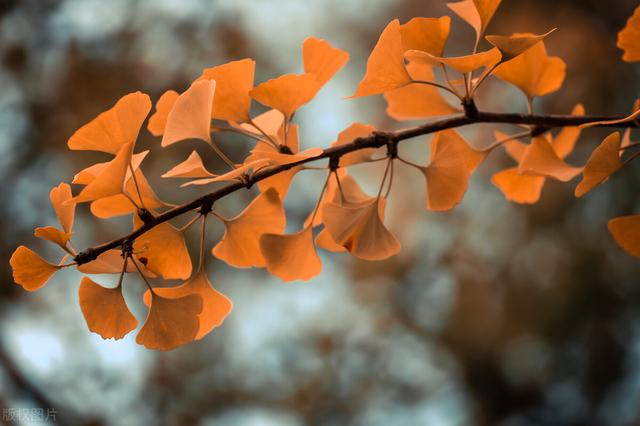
0;1;639;425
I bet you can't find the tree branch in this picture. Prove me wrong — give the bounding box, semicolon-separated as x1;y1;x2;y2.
73;110;639;265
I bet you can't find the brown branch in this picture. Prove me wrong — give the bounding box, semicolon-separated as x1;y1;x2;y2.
73;110;639;265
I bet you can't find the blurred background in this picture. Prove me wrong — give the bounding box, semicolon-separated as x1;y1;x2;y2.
1;0;639;425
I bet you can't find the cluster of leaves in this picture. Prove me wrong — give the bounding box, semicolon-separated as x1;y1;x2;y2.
9;1;640;351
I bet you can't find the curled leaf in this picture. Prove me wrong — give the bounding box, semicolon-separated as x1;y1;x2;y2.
50;183;75;233
162;150;215;179
575;132;623;197
486;29;555;62
147;90;179;136
34;227;72;249
406;48;501;74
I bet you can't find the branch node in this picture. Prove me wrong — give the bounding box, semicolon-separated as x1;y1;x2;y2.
278;144;294;155
386;138;398;159
329;155;340;171
73;250;98;265
199;199;214;216
137;208;154;225
462;98;478;119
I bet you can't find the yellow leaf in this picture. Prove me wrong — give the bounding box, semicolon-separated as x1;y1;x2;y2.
492;168;545;204
518;136;581;182
10;246;61;292
406;48;501;74
486;29;555;62
260;227;322;281
147;90;179;136
303;37;349;89
68;91;150;154
618;5;640;62
198;59;255;123
575;132;623;197
161;80;216;147
351;19;412;97
400;16;450;56
608;215;640;258
79;277;138;340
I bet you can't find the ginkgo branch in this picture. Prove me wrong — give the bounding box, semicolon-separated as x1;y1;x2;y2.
72;110;639;265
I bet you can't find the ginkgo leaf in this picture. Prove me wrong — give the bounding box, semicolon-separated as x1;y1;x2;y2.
492;167;546;204
212;189;286;268
235;109;284;140
72;150;148;186
161;80;216;147
90;168;166;218
250;73;319;120
10;246;61;292
351;19;412;97
79;277;138;340
447;0;502;41
50;183;75;233
551;104;585;159
384;61;458;120
493;38;566;99
162;150;215;179
608;215;640;258
315;228;347;252
198;58;255;123
486;29;555;62
422;130;485;211
147;90;179;136
260;227;322;281
575;132;623;197
68;91;151;154
133;216;192;280
331;123;376;166
143;270;232;340
400;16;451;56
406;48;501;74
618;5;640;62
34;227;72;249
303;37;350;89
71;142;133;204
518;136;582;182
322;197;400;260
77;250;156;276
136;292;203;351
181;159;270;187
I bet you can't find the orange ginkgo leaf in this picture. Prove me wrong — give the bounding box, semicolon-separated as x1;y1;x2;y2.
50;183;75;233
447;0;502;41
400;16;451;56
260;226;322;282
384;61;458;120
143;269;232;340
133;216;192;280
136;292;203;351
79;276;138;340
162;150;215;179
493;38;566;99
235;109;284;140
34;227;72;249
181;159;270;187
608;215;640;258
71;142;133;204
90;168;166;218
161;80;216;147
212;189;286;268
352;19;412;97
10;246;61;292
492;167;546;204
575;132;623;197
322;197;400;260
198;58;255;123
330;123;376;167
405;48;502;74
486;29;555;62
250;73;318;120
147;90;179;136
518;136;582;182
72;150;148;186
618;5;640;62
422;130;486;211
551;104;585;159
68;91;151;154
303;37;350;89
77;250;156;276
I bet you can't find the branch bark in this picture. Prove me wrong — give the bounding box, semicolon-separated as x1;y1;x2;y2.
73;110;639;265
